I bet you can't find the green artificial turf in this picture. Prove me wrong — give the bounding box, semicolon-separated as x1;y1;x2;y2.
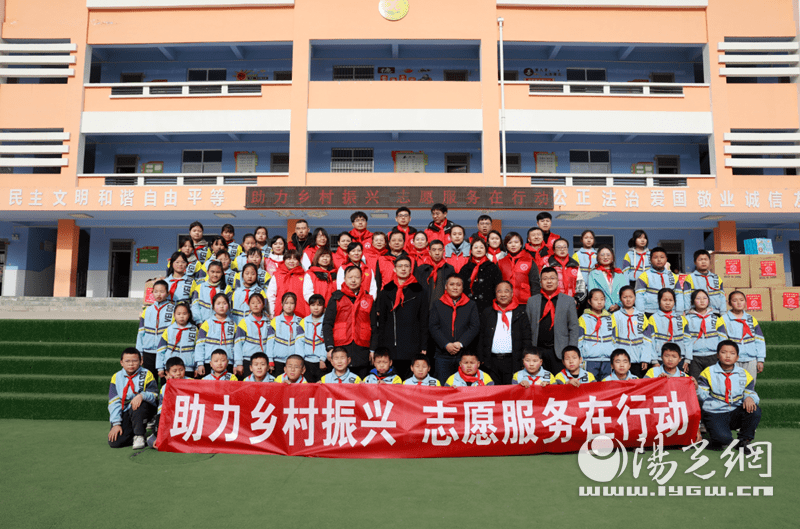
1;420;799;529
0;320;138;344
760;321;798;345
0;342;130;359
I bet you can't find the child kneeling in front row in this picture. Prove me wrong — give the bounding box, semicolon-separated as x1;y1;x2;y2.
321;347;361;383
554;346;596;386
602;349;639;381
147;357;192;449
446;351;494;387
697;340;761;452
108;348;158;450
512;347;553;387
244;352;275;382
203;349;238;381
275;354;308;384
363;347;402;384
404;353;441;386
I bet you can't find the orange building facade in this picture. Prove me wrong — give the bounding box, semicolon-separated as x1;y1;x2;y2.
0;0;798;298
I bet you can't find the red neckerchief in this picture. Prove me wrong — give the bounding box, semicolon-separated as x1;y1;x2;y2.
408;245;427;264
506;250;526;268
279;262;305;280
168;277;182;299
153;301;167;326
243;285;255;304
652;268;667;287
633;250;648;273
590;312;604;337
552;254;570;269
540;290;558;329
170;326;190;355
207;282;219;303
310;320;322;355
493;299;519;330
212;371;227;381
662;311;674;340
458;367;484;386
375;247;388;257
623;311;637;338
252;316;267;351
193;245;205;262
474;232;488;243
392;274;418;310
487;246;504;259
341;283;370;311
469;256;489;288
734;317;754;338
596;264;622;283
695;311;711;338
214;319;228;345
308;265;335;283
723;371;733;403
527;375;541;384
583;249;596;269
439;293;470;334
350;228;372;243
429;258;446;285
429;220;448;235
396;225;413;239
697;272;711;290
120;371;137;411
525;242;544;254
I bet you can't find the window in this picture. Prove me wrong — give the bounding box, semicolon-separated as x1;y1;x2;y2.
650;72;675;83
566;68;606;93
499;70;518;81
273;71;292;81
114;155;139;174
444;70;469;82
502;153;522;173
182;150;222;173
569;150;610;173
331;148;374;173
187;69;227;82
655;155;680;175
333;65;374;81
445;153;470;173
120;73;145;83
271;153;289;173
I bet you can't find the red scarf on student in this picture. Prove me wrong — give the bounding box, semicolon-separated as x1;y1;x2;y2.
439;293;471;334
633;250;648;273
469;256;489;288
696;311;711;338
734;318;754;338
458;366;484;386
429;258;447;285
540;290;558;329
392;274;418;310
493;299;519;330
662;311;675;340
487;246;504;259
596;263;622;283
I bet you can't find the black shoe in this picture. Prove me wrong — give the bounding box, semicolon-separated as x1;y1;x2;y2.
738;439;754;456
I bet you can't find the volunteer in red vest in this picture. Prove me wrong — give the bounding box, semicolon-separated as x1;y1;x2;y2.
546;238;587;308
300;227;330;270
497;232;541;306
525;227;551;270
375;257;429;378
303;247;337;305
332;232;351;270
408;231;433;268
478;281;532;385
364;231;387;277
378;230;411;288
335;241;377;299
424;203;454;246
287;219;313;256
349;211;374;254
323;264;378;379
394;206;418;254
536;211;561;253
429;274;480;385
267;249;310;319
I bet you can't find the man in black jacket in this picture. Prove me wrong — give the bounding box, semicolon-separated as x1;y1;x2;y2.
375;257;429;379
479;281;533;385
429;274;480;384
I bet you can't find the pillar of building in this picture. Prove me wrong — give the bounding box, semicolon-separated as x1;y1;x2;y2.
713;220;738;253
287;219;299;240
491;218;503;234
53;219;80;297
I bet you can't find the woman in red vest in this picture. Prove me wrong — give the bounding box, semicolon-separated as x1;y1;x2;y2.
267;249;310;319
364;231;387;275
335;241;377;299
301;227;330;270
323;265;378;379
408;231;433;268
497;232;541;306
332;232;352;270
545;237;587;307
303;247;337;305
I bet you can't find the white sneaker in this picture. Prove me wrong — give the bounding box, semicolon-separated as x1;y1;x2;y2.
132;435;146;450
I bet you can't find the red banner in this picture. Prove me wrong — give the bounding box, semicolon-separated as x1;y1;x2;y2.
156;378;700;458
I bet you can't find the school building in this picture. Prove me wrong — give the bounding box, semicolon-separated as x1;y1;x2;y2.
1;0;799;300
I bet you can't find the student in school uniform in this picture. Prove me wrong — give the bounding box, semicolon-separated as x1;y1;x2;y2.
165;252;194;304
233;293;271;380
611;285;650;378
623;229;651;287
232;233;257;272
196;293;238;378
572;229;598;276
266;292;305;377
188;221;209;262
683;249;726;315
721;291;766;382
230;263;268;324
156;302;197;379
635;246;683;316
220;223;241;262
136;280;175;380
643;288;688;371
254;226;270;259
684;289;728;380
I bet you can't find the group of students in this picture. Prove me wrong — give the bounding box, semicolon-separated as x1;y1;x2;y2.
112;205;766;452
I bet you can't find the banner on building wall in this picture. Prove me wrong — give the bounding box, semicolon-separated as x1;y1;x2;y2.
245;186;555;210
156;377;700;458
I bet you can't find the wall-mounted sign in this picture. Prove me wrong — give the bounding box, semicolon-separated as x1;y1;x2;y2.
246;186;554;210
137;246;159;264
534;152;558;173
235;152;258;173
392;151;427;173
141;161;164;173
378;67;395;74
379;0;409;21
